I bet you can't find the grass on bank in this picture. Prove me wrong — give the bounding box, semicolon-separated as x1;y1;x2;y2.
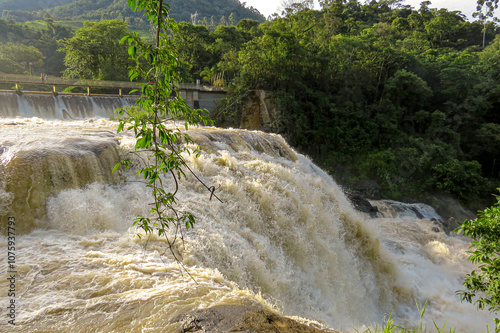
356;301;452;333
356;301;495;333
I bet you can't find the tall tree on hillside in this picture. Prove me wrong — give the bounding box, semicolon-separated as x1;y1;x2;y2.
475;0;499;47
172;22;215;81
60;20;131;81
476;0;499;18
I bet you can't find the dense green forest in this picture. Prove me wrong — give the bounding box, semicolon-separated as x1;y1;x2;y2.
0;18;72;75
0;0;263;76
0;0;499;210
0;0;75;12
168;0;500;209
0;0;264;28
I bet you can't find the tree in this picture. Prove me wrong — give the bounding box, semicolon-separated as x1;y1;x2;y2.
425;9;466;47
280;0;314;17
236;18;260;33
476;0;499;19
61;20;131;81
228;12;236;25
0;42;44;74
475;0;499;47
457;191;500;329
382;69;432;130
172;22;215;81
114;0;217;262
478;34;500;79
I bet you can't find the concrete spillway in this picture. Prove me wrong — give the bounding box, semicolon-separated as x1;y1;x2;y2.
0;90;226;119
0;92;137;119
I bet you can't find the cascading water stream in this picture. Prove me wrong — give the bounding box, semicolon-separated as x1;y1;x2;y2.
0;118;495;332
0;92;137;119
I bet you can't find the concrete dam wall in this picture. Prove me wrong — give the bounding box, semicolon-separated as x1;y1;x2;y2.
0;92;137;119
0;90;226;119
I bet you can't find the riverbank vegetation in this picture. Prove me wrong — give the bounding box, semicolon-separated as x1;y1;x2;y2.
195;1;500;210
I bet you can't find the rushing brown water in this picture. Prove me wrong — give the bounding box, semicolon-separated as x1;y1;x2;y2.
0;118;494;332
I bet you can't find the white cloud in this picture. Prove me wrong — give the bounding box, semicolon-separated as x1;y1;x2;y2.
403;0;477;18
244;0;283;17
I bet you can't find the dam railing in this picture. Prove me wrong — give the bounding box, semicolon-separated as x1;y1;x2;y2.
0;73;227;113
0;73;224;92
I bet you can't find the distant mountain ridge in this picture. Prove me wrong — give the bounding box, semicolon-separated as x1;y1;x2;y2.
0;0;75;12
0;0;265;24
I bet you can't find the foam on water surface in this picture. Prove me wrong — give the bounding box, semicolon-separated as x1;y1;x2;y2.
0;118;494;332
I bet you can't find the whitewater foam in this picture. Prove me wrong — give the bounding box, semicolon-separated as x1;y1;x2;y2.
0;118;495;332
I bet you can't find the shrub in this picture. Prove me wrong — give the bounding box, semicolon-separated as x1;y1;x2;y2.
457;191;500;329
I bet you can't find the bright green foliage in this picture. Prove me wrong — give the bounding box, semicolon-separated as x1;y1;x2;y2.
170;19;262;83
171;22;215;82
208;1;499;204
0;18;71;76
431;160;485;200
0;42;44;74
357;300;457;332
61;20;131;80
480;35;500;78
113;0;213;254
1;0;264;28
457;191;500;317
0;0;498;206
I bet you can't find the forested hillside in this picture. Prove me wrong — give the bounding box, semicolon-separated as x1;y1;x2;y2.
171;0;499;208
0;0;74;12
0;18;71;75
1;0;264;26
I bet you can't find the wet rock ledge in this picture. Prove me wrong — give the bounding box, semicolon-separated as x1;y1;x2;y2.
178;305;337;333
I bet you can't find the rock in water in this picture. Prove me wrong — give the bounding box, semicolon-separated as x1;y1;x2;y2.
178;305;336;333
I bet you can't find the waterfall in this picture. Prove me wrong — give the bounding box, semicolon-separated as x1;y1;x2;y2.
370;200;443;220
0;117;494;332
0;92;136;119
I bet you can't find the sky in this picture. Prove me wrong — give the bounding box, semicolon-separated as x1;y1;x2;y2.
244;0;482;20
